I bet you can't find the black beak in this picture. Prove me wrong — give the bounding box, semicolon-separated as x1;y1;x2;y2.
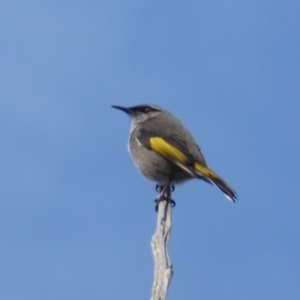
111;105;132;114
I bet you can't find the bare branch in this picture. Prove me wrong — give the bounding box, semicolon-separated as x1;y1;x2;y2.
150;187;173;300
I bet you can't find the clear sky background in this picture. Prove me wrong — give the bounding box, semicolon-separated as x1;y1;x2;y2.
1;1;300;299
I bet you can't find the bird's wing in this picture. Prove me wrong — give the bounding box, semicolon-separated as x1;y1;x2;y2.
136;127;196;177
135;124;237;202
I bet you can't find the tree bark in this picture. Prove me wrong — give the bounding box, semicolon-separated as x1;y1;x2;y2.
150;187;173;300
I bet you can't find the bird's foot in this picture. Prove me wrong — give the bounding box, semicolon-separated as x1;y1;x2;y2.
155;184;175;193
154;184;176;212
155;197;176;212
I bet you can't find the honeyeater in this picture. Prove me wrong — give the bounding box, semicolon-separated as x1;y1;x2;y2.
112;104;237;204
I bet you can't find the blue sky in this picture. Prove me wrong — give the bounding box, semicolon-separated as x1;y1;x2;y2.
1;1;300;299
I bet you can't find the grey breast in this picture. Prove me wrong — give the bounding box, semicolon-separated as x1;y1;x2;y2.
127;111;207;184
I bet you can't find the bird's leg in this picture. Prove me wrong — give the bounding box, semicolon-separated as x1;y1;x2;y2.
155;184;176;212
155;184;161;193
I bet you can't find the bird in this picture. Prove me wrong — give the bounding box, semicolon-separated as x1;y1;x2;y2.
112;104;237;207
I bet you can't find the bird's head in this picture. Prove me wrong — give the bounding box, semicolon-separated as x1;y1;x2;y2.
112;104;164;130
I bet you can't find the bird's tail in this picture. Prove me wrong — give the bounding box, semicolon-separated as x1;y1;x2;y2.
194;163;237;202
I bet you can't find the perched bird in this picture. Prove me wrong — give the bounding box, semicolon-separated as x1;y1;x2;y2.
112;104;237;206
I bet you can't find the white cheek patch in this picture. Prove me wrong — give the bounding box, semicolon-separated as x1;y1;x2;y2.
130;119;139;133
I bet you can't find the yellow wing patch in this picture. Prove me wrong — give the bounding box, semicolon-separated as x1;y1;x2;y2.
149;137;187;163
194;162;218;179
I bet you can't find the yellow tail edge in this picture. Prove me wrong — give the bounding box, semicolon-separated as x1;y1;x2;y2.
194;163;237;202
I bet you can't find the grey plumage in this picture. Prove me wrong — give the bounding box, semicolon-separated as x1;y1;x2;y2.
112;104;237;202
